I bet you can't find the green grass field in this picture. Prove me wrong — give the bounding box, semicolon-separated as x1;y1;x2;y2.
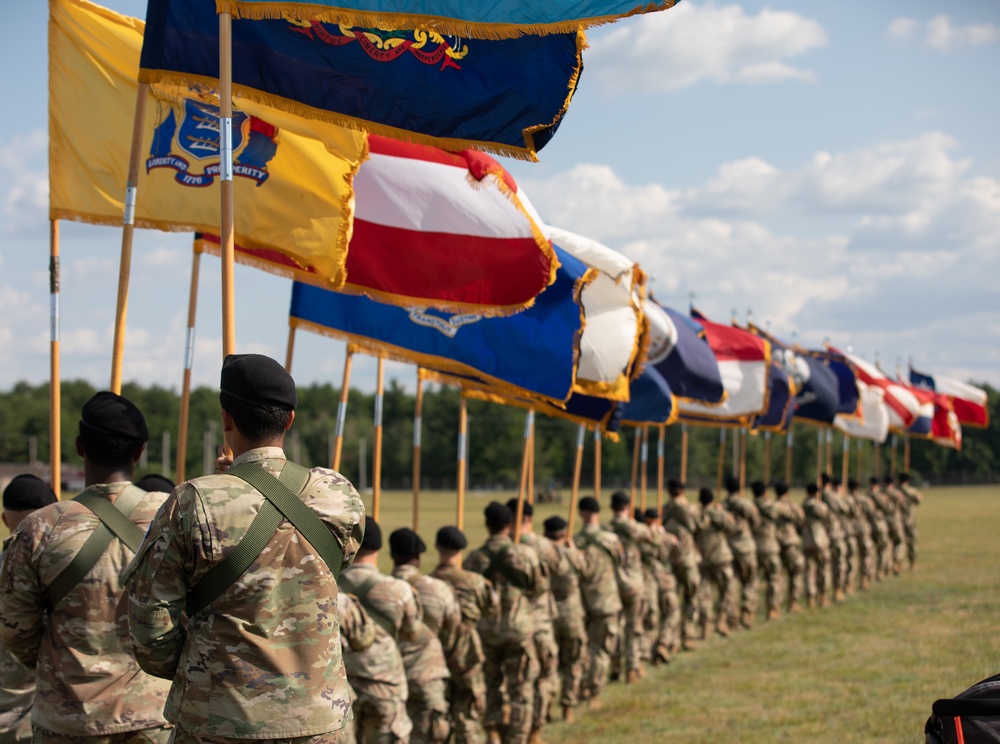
368;484;1000;743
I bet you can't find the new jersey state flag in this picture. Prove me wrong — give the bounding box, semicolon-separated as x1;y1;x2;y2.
49;0;366;285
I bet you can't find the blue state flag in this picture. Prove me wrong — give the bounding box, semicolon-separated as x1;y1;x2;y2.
140;0;585;160
620;365;677;426
751;360;794;432
646;301;725;405
290;244;589;403
809;349;860;417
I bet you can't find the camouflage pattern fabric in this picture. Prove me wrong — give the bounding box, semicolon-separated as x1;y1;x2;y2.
802;496;832;605
607;515;648;676
723;494;760;625
696;504;737;635
517;532;560;734
123;448;364;740
548;540;587;709
662;497;702;644
0;547;32;744
774;499;804;611
900;483;923;568
754;497;783;617
573;524;623;702
0;483;171;737
821;487;848;598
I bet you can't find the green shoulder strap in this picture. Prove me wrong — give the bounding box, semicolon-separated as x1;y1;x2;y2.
483;544;527;591
186;461;344;616
46;485;147;609
351;572;399;641
582;531;616;564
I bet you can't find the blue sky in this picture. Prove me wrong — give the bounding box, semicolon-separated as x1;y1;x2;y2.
1;0;998;394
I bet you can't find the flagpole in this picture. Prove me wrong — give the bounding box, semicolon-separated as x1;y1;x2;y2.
785;429;793;484
841;434;850;484
680;423;689;483
826;429;834;477
716;428;727;494
630;427;641;504
567;424;586;536
110;83;149;393
739;426;748;496
856;437;864;484
656;425;665;514
890;433;898;479
372;356;385;522
763;430;771;484
816;429;823;486
527;413;536;505
593;428;602;503
903;434;911;473
331;348;353;471
456;395;467;529
219;13;237;358
640;426;649;512
49;219;61;498
284;324;296;372
412;372;423;532
874;442;881;479
514;411;533;543
176;242;202;484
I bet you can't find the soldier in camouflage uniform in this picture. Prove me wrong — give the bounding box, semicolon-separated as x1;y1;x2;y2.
897;473;923;570
833;478;860;595
633;509;660;670
338;593;377;744
662;480;701;651
722;476;760;629
695;488;736;639
850;479;878;589
866;478;892;580
431;527;497;744
506;500;559;744
1;393;172;744
802;483;832;608
750;481;783;621
607;492;649;684
0;475;57;743
643;508;681;663
820;474;848;602
542;516;587;724
773;482;804;613
573;497;623;707
463;503;541;744
123;356;366;744
390;529;460;744
881;475;906;575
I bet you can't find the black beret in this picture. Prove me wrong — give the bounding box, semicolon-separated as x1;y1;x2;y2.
724;475;740;494
773;481;789;497
389;527;426;557
361;517;382;551
667;478;685;495
578;496;600;513
633;507;646;522
543;515;568;534
644;508;660;522
80;391;148;442
847;479;858;491
220;354;297;411
435;525;468;551
751;480;766;498
135;474;175;493
698;487;714;506
610;490;630;510
484;501;513;527
806;483;819;496
506;498;533;518
3;475;57;511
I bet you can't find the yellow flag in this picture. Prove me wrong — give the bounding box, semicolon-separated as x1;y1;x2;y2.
48;0;368;287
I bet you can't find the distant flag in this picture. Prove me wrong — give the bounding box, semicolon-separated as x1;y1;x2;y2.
898;377;935;437
620;366;678;427
828;346;920;430
751;358;795;432
678;310;771;424
834;382;889;443
910;368;990;428
929;394;963;450
647;301;725;405
139;0;588;160
811;349;860;418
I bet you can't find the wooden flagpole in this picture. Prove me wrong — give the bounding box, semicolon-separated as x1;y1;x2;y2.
640;426;649;512
219;14;237;359
593;428;602;502
110;83;149;393
656;425;665;514
175;243;202;484
412;373;424;532
785;428;793;484
739;427;748;496
903;435;911;473
826;429;834;477
49;220;61;498
372;356;385;521
716;428;727;494
874;443;881;478
841;434;850;484
284;324;296;372
514;410;533;542
331;349;353;470
527;413;536;505
630;427;641;503
890;434;898;478
567;424;586;536
856;437;864;484
680;423;689;483
456;395;467;529
816;429;823;486
763;431;772;484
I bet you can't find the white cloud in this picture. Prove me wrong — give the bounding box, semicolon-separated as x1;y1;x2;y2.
588;2;827;93
888;15;1000;51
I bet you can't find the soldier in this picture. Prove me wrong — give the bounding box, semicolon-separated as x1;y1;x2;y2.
836;479;861;594
846;480;876;590
722;476;760;629
390;528;459;744
541;516;587;724
341;519;419;744
0;475;57;744
819;473;848;602
898;473;923;570
431;527;498;744
661;480;702;651
695;488;736;639
802;483;832;608
337;593;377;744
0;392;172;743
633;509;660;670
771;482;804;613
607;491;648;684
644;508;681;663
881;475;906;575
123;355;366;744
864;477;891;580
573;497;623;707
463;503;541;744
750;480;783;621
505;500;559;744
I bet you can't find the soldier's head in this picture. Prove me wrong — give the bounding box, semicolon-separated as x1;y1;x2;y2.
724;475;740;496
76;392;148;482
820;472;831;488
644;507;661;526
484;501;513;536
219;354;296;453
578;496;600;525
506;498;533;528
882;475;894;486
633;507;646;523
667;478;685;499
869;476;880;488
898;472;911;485
389;527;426;567
355;517;382;562
610;490;630;515
435;525;468;565
698;488;714;506
135;473;175;494
2;474;57;532
750;480;767;499
543;515;569;542
831;478;842;493
806;483;819;498
847;479;858;493
773;481;789;499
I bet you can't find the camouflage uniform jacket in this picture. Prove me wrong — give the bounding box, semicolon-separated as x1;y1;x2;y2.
573;524;623;618
723;494;760;558
663;498;702;568
696;504;735;567
821;488;846;541
391;565;456;685
753;498;781;555
123;447;365;739
430;564;497;677
900;484;923;520
338;592;377;654
549;541;587;628
519;530;562;633
0;482;171;736
464;535;541;642
862;489;889;539
0;550;33;739
847;493;872;539
801;497;831;551
608;515;647;602
774;500;803;549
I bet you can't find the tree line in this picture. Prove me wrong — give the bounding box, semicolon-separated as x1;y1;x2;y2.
0;379;997;490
